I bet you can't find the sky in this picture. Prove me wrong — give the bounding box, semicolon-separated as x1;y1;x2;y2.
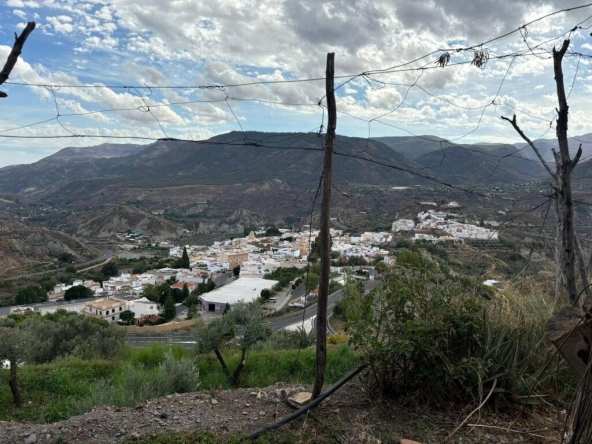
0;0;592;167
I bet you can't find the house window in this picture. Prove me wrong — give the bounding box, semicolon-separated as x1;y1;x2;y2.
112;316;115;320
100;311;102;315
119;307;122;311
112;309;115;313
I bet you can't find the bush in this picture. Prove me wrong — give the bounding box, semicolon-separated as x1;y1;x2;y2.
345;266;565;404
17;311;126;363
346;266;486;400
74;353;199;415
157;353;200;394
262;327;315;350
327;332;348;345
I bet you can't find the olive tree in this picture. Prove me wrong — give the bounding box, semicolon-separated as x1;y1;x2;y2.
195;301;269;386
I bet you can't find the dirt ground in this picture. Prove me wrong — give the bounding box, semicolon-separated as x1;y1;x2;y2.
0;381;565;444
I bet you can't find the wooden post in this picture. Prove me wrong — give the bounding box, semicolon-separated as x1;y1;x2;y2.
312;52;336;400
0;22;36;98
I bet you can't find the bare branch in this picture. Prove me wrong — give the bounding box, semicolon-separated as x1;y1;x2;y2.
571;144;583;169
0;22;36;98
553;39;570;59
552;148;561;166
501;114;557;180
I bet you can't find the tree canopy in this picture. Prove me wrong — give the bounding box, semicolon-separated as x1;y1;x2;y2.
163;295;176;321
195;301;269;386
64;285;94;301
15;286;46;305
101;262;119;277
119;310;136;326
181;247;190;269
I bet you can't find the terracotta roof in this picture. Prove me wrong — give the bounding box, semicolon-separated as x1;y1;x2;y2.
170;281;197;289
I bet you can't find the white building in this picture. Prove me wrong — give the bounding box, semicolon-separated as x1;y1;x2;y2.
199;278;279;314
126;297;159;318
392;219;415;233
81;298;127;323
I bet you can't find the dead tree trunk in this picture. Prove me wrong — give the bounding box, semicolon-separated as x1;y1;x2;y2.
502;39;582;309
0;22;35;98
553;39;581;307
312;52;336;400
555;197;565;307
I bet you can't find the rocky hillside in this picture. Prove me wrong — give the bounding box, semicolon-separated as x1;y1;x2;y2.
75;205;184;241
414;143;546;185
0;212;94;278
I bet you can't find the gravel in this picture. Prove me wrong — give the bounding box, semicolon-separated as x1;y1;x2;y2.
0;383;304;444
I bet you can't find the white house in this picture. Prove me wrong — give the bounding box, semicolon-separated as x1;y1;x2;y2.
81;298;127;323
392;219;415;233
126;297;159;318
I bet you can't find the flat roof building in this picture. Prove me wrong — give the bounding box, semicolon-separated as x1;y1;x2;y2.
199;278;278;314
81;298;126;323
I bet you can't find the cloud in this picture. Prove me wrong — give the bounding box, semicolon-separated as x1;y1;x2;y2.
46;15;73;33
6;0;40;8
0;0;590;165
12;9;27;19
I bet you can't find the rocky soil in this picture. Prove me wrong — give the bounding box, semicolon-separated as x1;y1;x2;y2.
0;382;563;444
0;383;301;444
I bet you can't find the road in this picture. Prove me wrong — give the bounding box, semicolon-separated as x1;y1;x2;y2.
126;280;380;348
4;249;116;281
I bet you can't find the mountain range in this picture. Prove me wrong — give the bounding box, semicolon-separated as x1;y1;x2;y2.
0;131;553;198
3;130;584;276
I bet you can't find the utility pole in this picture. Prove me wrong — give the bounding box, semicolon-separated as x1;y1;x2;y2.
312;52;336;400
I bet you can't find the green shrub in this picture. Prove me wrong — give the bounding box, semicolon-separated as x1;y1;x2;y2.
157;353;200;394
74;353;199;414
346;267;485;399
345;266;568;404
261;327;315;350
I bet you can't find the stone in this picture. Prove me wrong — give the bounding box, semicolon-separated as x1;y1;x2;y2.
211;399;219;405
259;411;265;416
249;392;258;396
135;404;144;410
24;434;37;444
288;392;312;406
159;412;168;419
